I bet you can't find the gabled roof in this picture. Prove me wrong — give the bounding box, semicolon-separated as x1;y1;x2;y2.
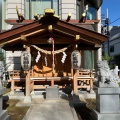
0;15;108;50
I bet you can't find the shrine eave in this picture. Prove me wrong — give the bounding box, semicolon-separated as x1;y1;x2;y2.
0;15;108;50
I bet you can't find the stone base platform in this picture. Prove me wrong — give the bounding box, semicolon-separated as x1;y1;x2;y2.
0;110;9;120
0;87;10;120
92;110;120;120
93;86;120;120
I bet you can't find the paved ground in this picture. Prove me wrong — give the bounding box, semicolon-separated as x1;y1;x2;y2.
22;99;79;120
4;90;95;120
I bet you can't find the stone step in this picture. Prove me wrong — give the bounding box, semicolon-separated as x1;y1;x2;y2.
3;115;10;120
0;110;9;120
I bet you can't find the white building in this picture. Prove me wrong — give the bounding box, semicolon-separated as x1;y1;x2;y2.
103;26;120;67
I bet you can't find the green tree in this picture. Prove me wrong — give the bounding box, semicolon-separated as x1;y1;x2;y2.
102;52;115;69
0;50;5;62
102;52;113;62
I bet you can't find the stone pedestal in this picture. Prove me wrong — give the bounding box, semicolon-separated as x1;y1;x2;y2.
23;96;32;103
0;87;10;120
92;87;120;120
46;86;59;99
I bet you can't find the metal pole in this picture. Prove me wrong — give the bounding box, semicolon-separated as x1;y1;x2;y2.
106;8;110;56
29;0;32;19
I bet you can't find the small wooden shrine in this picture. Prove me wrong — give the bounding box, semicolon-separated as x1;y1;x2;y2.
0;9;108;101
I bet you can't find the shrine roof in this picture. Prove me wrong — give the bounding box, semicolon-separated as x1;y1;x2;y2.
0;15;108;50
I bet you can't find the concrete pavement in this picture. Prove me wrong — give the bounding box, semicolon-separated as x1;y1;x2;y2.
4;90;95;120
23;99;79;120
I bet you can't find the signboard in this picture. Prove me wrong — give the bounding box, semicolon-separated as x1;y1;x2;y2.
71;50;81;70
21;51;31;70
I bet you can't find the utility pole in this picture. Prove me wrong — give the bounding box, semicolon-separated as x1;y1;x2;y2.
105;8;110;56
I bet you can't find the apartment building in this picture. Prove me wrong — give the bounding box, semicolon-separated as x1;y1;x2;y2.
103;26;120;67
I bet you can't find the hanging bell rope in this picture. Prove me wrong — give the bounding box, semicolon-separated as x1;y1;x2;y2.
31;44;72;55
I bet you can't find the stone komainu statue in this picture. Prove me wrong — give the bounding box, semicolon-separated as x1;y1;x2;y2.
95;60;120;84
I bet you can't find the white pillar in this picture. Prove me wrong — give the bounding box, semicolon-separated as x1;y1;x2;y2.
59;0;76;20
97;48;102;60
97;7;102;60
97;7;101;33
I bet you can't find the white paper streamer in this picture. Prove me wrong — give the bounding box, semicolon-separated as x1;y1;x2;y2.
35;51;41;63
45;56;47;66
61;52;67;63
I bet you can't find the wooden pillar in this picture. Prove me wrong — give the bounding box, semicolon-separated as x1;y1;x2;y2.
25;46;31;97
90;70;93;93
26;70;30;96
73;69;78;94
10;80;15;94
71;68;73;77
51;79;54;86
90;78;93;93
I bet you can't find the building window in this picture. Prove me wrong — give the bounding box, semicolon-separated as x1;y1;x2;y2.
76;0;97;20
25;0;59;19
84;1;97;20
110;46;114;52
84;50;94;69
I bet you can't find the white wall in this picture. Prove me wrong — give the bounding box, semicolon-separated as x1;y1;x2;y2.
59;0;76;20
6;51;22;71
109;37;120;56
6;0;25;29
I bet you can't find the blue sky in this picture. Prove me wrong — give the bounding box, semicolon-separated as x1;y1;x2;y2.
101;0;120;26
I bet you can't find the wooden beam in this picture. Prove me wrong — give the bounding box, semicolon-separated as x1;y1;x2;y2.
31;37;73;44
73;36;101;45
57;21;108;42
54;28;75;37
53;25;102;45
0;21;42;40
94;44;102;48
0;29;45;46
80;38;99;44
25;29;45;37
5;19;100;25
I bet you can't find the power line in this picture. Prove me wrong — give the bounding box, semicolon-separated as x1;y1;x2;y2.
109;18;120;25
